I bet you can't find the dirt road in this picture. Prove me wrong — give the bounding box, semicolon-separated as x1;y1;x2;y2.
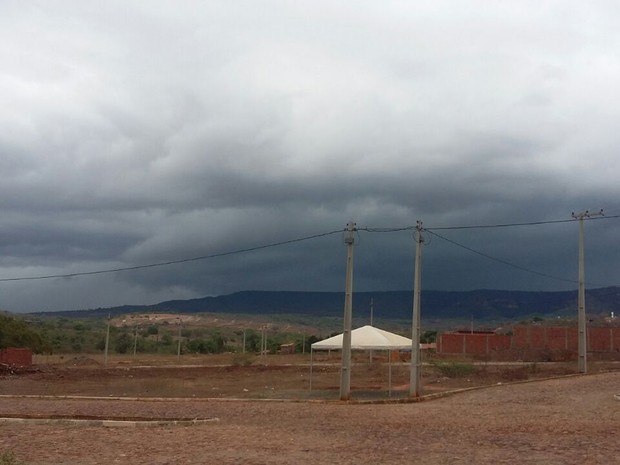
1;371;618;464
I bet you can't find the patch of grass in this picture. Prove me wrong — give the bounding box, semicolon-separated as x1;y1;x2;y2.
231;353;255;366
431;361;477;378
0;450;21;465
499;363;540;381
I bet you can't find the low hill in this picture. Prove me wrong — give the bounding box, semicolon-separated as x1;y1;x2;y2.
30;287;620;321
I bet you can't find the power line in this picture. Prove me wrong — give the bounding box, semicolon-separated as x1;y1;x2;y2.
429;214;620;230
2;213;619;284
425;229;618;288
360;215;620;288
359;226;416;233
361;214;620;233
0;229;344;283
425;229;580;285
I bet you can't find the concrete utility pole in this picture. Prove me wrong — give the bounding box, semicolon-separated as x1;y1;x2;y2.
104;314;111;366
369;298;374;363
177;318;182;360
133;323;138;357
572;209;603;373
261;326;267;364
410;221;424;397
340;221;356;400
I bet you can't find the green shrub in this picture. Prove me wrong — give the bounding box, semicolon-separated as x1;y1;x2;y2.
231;353;255;366
0;315;46;353
0;450;21;465
432;361;477;378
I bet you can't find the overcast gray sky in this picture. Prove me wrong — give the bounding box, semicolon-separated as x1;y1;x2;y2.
1;1;620;313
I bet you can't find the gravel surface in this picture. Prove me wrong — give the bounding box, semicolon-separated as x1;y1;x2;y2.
1;371;619;464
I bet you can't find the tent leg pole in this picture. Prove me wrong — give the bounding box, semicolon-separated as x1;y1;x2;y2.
309;349;313;392
388;350;392;397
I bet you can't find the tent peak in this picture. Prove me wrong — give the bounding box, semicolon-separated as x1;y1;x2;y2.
312;325;412;351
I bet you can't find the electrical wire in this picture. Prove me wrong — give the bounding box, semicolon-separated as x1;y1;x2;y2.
359;226;416;233
360;214;620;233
2;213;619;284
425;229;580;285
426;214;620;231
359;215;620;288
0;229;344;283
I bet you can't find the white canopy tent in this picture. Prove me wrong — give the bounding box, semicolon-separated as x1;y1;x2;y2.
312;325;412;350
310;325;413;396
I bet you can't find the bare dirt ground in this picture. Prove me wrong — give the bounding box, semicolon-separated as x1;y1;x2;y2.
1;356;619;464
1;352;594;399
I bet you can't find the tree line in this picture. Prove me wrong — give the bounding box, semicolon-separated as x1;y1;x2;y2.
0;314;47;352
0;314;324;355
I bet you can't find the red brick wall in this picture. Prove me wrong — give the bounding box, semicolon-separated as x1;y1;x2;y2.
0;348;33;367
526;326;546;349
613;330;620;352
512;326;580;350
511;326;529;349
438;334;465;354
463;334;487;355
566;328;579;351
488;335;511;351
438;326;620;359
438;334;511;355
546;327;568;350
589;328;612;352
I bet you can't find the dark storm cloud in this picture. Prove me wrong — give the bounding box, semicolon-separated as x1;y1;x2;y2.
1;1;620;312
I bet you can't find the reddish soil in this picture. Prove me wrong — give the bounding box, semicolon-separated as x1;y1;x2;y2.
0;357;619;464
0;355;585;399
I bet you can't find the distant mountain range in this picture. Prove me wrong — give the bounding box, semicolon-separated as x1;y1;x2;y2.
32;287;620;321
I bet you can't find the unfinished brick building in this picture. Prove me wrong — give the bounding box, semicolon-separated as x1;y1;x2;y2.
0;347;33;367
437;325;620;361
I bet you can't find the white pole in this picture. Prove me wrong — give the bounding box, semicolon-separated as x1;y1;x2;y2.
388;349;392;397
309;348;314;391
133;323;138;357
340;221;356;400
104;314;111;366
578;214;586;373
369;298;374;363
572;209;603;374
261;326;265;363
177;319;182;360
410;221;423;397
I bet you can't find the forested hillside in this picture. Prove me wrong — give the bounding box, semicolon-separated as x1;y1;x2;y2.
33;287;620;321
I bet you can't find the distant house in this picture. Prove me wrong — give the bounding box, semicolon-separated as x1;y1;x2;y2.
279;343;295;354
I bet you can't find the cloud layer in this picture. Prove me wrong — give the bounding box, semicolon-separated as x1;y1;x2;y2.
1;1;620;312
